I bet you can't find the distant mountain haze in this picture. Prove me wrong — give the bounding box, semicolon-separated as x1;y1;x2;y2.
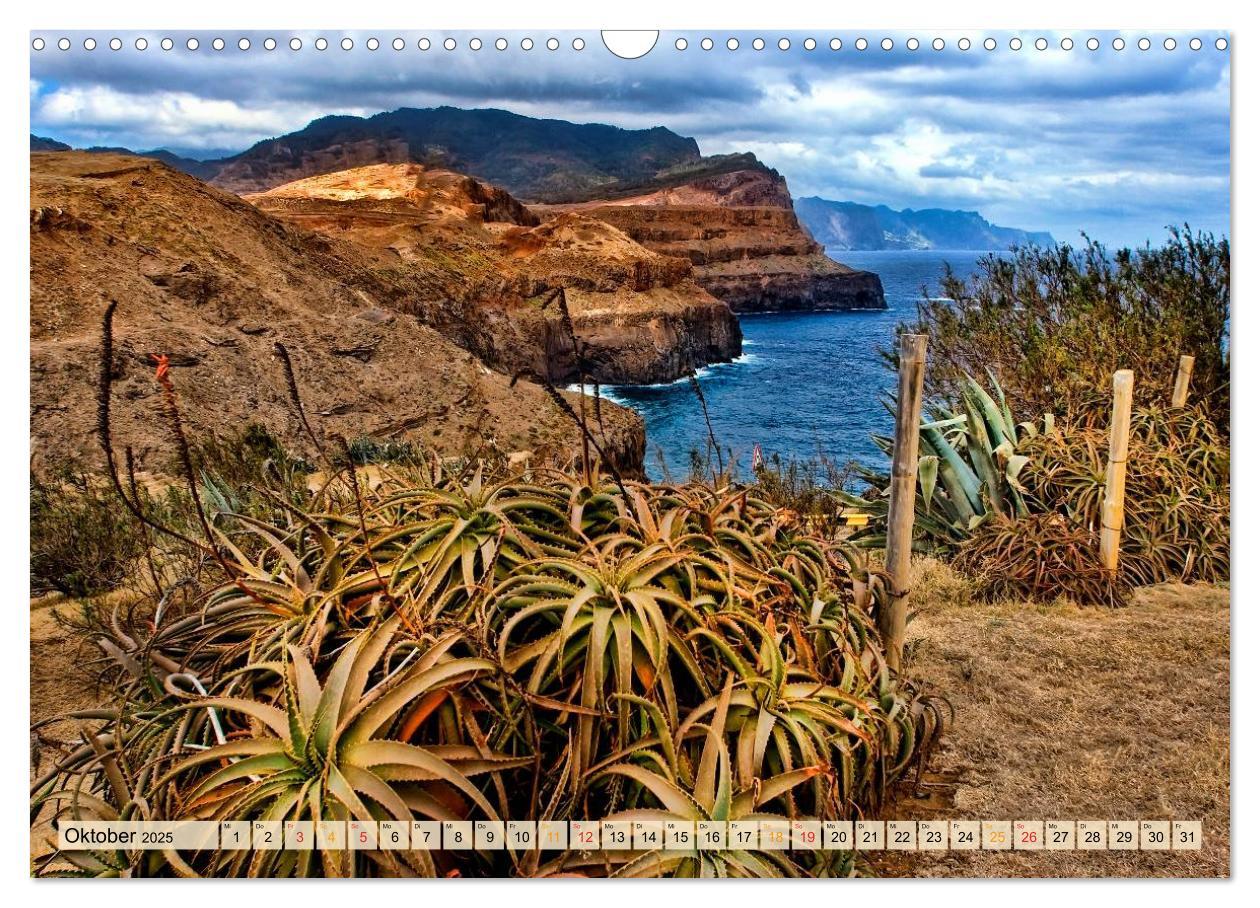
32;135;221;178
795;197;1054;250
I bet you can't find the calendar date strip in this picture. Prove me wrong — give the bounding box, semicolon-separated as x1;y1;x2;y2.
57;819;1203;853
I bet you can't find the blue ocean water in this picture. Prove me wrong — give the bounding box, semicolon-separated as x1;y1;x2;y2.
604;250;1003;482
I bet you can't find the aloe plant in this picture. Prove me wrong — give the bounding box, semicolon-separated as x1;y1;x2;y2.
34;459;943;878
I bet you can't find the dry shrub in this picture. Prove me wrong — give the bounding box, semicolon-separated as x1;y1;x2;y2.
30;466;146;597
893;228;1230;434
1025;402;1228;585
954;513;1134;608
907;556;973;609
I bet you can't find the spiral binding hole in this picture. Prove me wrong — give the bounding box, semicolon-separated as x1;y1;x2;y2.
29;33;1232;56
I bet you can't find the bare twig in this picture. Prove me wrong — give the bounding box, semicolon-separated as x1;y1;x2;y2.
95;300;206;554
152;354;219;555
542;287;593;481
273;341;333;469
150;353;269;606
525;375;628;498
125;446;164;598
688;371;725;482
334;434;423;638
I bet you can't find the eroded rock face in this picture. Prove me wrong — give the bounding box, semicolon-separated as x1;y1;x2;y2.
699;255;887;312
29;153;646;477
537;168;887;313
249;164;742;385
211;136;416;196
553;285;744;385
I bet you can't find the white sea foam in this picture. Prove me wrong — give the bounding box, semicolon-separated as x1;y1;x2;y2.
562;383;632;406
567;352;755;399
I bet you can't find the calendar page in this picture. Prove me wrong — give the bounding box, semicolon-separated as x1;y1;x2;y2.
27;22;1231;882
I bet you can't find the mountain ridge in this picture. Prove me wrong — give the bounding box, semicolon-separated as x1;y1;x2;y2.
31;107;888;313
214;107;709;201
796;197;1054;250
32;109;748;203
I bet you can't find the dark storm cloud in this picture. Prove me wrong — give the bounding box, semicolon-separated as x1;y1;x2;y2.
29;28;1230;246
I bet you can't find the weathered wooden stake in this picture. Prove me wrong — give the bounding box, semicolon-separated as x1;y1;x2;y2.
882;333;927;672
1100;369;1135;573
1171;354;1195;408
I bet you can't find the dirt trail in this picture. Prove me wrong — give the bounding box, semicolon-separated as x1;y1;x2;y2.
878;569;1230;878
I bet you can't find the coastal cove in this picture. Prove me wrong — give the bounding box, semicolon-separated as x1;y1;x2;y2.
605;249;1007;481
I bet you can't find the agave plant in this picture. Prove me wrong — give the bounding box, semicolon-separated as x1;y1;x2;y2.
842;374;1041;553
841;361;1229;606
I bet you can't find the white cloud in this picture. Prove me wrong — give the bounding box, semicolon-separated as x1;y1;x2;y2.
26;31;1230;244
33;85;364;151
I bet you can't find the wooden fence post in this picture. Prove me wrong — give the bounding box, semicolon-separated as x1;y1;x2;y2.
882;333;927;672
1172;355;1195;408
1100;369;1134;573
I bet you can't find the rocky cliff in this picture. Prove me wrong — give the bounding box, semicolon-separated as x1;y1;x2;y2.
246;163;741;385
538;168;886;313
29;152;646;475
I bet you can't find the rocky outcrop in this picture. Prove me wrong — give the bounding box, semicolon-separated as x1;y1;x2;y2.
248;164;742;386
52;98;890;316
699;255;887;312
570;162;795;208
29;153;646;476
537;168;886;313
38;106;881;313
247;162;539;227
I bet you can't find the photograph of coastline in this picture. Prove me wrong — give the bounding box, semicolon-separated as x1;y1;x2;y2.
28;29;1230;879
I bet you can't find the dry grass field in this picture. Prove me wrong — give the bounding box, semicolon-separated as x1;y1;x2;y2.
876;559;1230;878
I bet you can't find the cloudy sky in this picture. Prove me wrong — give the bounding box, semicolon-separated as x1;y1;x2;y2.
30;29;1230;246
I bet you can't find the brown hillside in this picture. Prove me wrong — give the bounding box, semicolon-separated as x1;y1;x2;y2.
30;152;644;475
559;168;796;210
249;163;741;384
250;162;539;227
